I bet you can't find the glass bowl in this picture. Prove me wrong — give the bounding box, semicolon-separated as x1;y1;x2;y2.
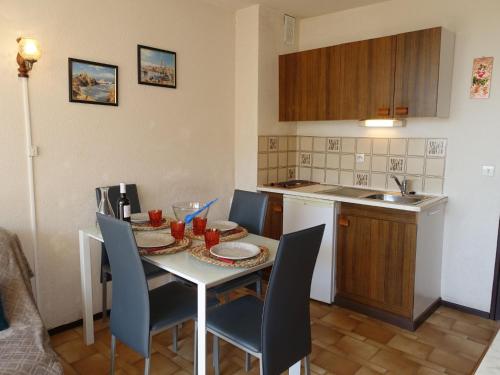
172;201;209;222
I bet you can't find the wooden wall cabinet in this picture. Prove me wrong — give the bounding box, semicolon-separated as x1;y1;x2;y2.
279;27;454;122
336;202;445;330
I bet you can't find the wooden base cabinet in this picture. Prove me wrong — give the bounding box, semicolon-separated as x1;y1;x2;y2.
336;202;445;330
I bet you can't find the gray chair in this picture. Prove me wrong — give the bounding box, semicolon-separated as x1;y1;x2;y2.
96;213;218;375
208;224;325;375
96;185;168;322
211;190;269;300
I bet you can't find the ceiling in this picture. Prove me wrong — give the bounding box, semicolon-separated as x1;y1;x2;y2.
205;0;390;18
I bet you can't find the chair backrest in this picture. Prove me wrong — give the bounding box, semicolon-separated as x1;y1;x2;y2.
96;184;141;272
96;213;151;357
95;184;142;217
261;224;325;375
228;190;269;235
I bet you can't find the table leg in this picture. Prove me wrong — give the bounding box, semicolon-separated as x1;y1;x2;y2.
289;360;301;375
197;284;207;374
79;230;94;345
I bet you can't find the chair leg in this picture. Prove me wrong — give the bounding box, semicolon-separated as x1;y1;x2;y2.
259;358;264;375
213;335;220;375
110;335;116;375
245;352;251;372
304;354;311;375
172;326;178;353
256;279;262;298
194;322;198;375
101;275;108;321
144;357;151;375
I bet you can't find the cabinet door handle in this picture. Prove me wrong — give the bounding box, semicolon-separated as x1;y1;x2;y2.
272;205;283;213
395;106;409;116
377;107;390;117
339;216;349;227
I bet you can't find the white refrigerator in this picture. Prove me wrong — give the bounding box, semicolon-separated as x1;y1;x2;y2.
283;195;337;304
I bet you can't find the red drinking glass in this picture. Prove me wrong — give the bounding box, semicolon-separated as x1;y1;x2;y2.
148;209;163;227
170;220;185;241
204;229;220;250
192;217;208;236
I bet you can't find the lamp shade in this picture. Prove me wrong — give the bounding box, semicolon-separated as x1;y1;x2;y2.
18;38;41;61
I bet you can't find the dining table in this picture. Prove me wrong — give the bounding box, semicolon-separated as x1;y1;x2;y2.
78;223;302;374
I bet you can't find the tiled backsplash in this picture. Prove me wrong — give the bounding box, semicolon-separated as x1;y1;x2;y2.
258;136;447;194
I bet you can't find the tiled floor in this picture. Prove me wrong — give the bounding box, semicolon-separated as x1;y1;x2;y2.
51;296;499;375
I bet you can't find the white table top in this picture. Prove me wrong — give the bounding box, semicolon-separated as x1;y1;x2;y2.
80;226;279;288
475;331;500;374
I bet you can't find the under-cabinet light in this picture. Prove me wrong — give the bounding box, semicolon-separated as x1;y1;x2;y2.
361;119;405;128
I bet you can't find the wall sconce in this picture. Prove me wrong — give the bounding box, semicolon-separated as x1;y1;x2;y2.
17;37;41;78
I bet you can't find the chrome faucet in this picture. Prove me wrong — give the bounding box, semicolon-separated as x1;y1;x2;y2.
391;175;409;196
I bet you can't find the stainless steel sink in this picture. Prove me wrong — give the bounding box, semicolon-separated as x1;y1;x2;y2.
363;193;430;205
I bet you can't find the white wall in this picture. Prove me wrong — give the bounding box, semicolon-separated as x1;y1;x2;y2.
0;0;235;328
297;0;500;312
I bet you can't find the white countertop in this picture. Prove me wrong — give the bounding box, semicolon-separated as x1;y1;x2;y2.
475;331;500;374
257;184;447;212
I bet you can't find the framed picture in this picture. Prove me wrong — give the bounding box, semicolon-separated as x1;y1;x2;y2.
470;56;494;99
137;45;176;88
68;58;118;106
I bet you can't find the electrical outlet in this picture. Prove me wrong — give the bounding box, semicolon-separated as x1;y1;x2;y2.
482;165;495;176
356;153;365;163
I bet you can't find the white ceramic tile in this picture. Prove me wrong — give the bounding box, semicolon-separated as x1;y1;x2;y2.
424;177;444;194
372;138;388;155
341;138;355;153
257;169;268;185
313;153;326;168
326;154;340;169
278;136;288;151
268;169;278;184
388;156;405;173
278;168;287;182
268;136;278;152
300;152;312;166
354;172;369;187
278;152;287;167
312;168;325;183
341;154;355;170
258;136;267;152
355;155;371;171
258;153;268;169
313;137;326;152
287;151;298;166
426;158;445;177
340;171;354;186
356;138;372;154
288;136;298;151
299;167;312;180
287;167;296;180
300;136;313;151
389;138;407;155
406;157;424;175
387;174;405;191
371;173;387;189
427;139;447;157
408;139;426;156
371;156;387;173
406;175;423;193
327;137;341;152
268;152;278;168
325;170;339;185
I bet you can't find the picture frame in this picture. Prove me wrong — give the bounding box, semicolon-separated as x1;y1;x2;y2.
68;58;118;106
137;45;176;88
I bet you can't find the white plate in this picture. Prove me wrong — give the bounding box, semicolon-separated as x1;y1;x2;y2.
131;212;167;224
208;220;238;232
210;242;260;260
134;232;175;248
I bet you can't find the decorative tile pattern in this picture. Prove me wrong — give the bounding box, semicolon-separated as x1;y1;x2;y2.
257;136;448;193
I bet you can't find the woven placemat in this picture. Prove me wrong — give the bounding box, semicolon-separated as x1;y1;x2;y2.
132;217;174;231
139;238;192;256
190;244;269;268
186;226;249;242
